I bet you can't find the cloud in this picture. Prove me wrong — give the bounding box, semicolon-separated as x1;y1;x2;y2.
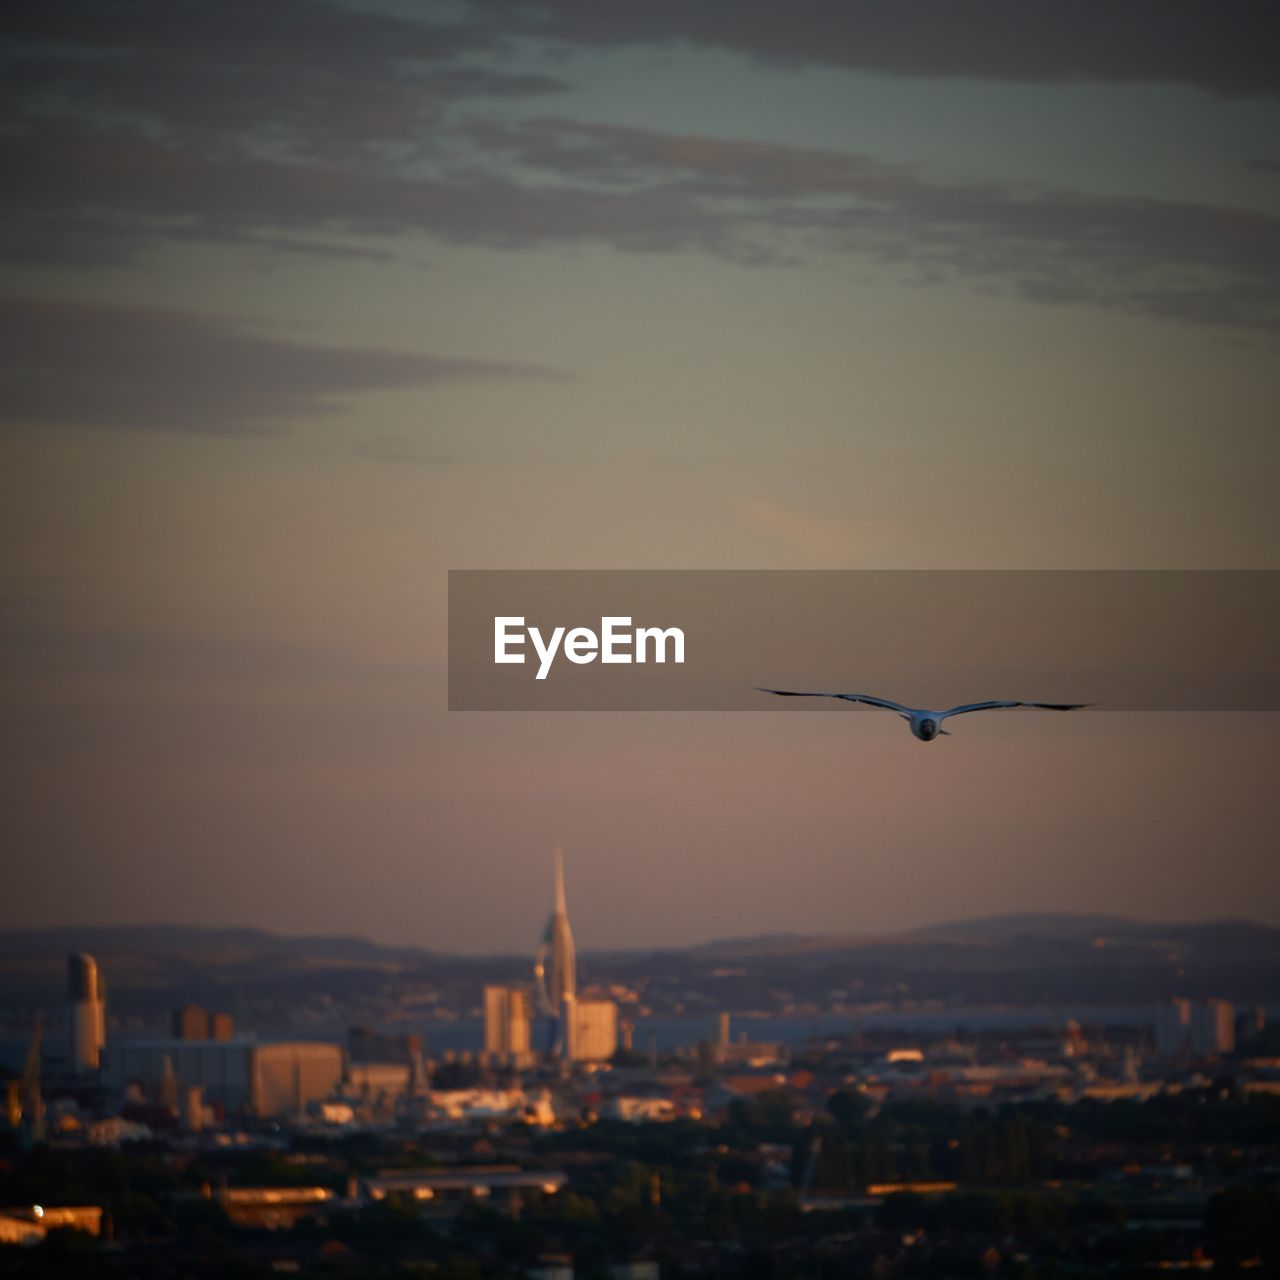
3;1;1278;332
0;298;564;435
11;113;1277;333
1;125;756;266
471;0;1280;100
2;0;557;157
0;0;582;264
464;118;1280;332
11;0;1273;122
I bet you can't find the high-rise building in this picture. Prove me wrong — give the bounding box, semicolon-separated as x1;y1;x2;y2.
1155;999;1192;1056
172;1004;235;1042
172;1004;210;1040
181;1085;205;1133
1155;998;1236;1057
1189;999;1235;1056
534;848;577;1056
67;953;105;1074
15;1012;43;1143
484;985;532;1064
572;998;618;1062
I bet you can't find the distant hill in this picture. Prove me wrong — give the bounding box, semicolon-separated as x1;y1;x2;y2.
0;923;436;965
907;912;1141;941
1;915;1276;1027
0;925;517;1027
689;913;1279;956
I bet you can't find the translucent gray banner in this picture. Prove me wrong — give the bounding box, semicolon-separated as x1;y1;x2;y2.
448;571;1280;711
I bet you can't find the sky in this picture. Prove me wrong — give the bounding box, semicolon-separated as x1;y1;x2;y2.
1;1;1278;953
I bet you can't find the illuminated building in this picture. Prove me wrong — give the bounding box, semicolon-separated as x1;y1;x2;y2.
534;848;577;1056
105;1039;343;1118
1155;997;1236;1057
0;1206;103;1246
67;953;105;1074
1189;998;1236;1055
172;1004;209;1040
484;985;533;1064
173;1004;236;1041
571;998;618;1062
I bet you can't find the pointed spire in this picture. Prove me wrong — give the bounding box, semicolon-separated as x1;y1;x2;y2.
553;846;567;915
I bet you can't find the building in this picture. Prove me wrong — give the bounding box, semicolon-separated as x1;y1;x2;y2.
714;1040;788;1069
105;1039;343;1118
425;1087;553;1125
171;1004;236;1041
67;953;106;1074
349;1026;422;1065
1190;999;1236;1055
364;1166;567;1220
0;1205;102;1246
1155;998;1236;1057
601;1096;677;1123
173;1004;209;1040
484;985;533;1064
181;1084;206;1132
534;848;577;1057
217;1186;334;1230
572;998;618;1062
1155;999;1191;1056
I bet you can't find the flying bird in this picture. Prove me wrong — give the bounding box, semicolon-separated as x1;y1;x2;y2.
756;689;1090;741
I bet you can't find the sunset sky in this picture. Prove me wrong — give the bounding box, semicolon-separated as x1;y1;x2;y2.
2;1;1278;951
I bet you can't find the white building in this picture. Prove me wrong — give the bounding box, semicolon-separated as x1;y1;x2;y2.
425;1087;553;1126
572;998;618;1062
602;1096;677;1123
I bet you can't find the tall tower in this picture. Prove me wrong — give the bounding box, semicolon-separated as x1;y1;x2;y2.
67;953;106;1074
534;848;577;1056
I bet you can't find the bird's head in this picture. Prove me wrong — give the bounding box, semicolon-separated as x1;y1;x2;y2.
915;718;939;741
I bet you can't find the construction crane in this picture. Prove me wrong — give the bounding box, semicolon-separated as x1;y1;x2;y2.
800;1133;823;1196
20;1011;45;1147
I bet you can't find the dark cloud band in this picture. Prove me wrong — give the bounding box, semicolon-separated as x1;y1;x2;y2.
3;0;1278;333
0;299;563;435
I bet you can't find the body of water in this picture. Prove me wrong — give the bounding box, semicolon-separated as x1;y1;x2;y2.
6;1002;1271;1072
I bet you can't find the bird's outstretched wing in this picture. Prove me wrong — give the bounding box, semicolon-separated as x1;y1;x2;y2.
940;699;1090;720
756;689;913;715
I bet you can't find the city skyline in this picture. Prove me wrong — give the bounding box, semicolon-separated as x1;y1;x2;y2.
3;7;1278;1273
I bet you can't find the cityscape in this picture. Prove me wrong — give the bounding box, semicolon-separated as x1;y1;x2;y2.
3;0;1279;1277
2;851;1279;1276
